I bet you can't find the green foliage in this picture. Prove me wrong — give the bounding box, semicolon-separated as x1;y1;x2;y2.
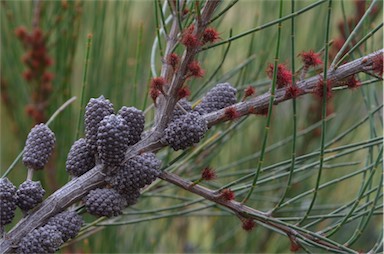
1;0;382;253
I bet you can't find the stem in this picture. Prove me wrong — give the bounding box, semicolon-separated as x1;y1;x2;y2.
242;0;284;204
75;34;92;140
298;0;333;225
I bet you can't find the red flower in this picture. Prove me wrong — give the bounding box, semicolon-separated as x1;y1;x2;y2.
42;72;54;83
266;63;292;88
243;85;255;100
372;54;383;77
345;75;361;89
15;26;27;39
22;70;33;81
166;53;179;70
241;219;256;232
224;107;239;120
177;86;191;99
220;189;235;201
299;50;323;68
181;25;200;49
149;88;160;105
202;27;220;44
314;77;332;99
285;85;304;99
187;61;204;78
150;77;167;93
201;167;216;181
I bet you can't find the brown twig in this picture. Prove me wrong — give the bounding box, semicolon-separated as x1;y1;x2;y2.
1;48;381;254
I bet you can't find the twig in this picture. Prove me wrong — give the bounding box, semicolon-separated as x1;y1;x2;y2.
0;49;381;254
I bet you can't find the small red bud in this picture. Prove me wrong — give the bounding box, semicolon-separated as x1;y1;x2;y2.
224;107;239;120
149;88;160;105
314;77;333;99
15;26;27;39
345;75;361;89
201;167;216;181
266;63;292;88
166;53;179;70
244;86;255;98
151;77;167;94
187;61;204;78
177;86;191;99
241;219;256;232
298;50;323;68
372;54;383;76
285;85;304;99
202;27;220;44
220;189;235;201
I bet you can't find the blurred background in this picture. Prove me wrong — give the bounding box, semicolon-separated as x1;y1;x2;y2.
1;0;382;253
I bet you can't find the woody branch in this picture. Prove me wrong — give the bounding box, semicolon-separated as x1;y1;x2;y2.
1;47;381;253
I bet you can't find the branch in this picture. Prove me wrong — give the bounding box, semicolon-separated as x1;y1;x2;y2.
1;48;381;254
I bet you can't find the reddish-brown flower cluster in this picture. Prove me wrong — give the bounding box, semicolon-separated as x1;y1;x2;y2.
177;86;191;99
241;219;256;232
299;50;323;68
345;75;361;89
149;77;167;105
266;63;292;88
314;78;333;99
201;167;217;181
289;240;301;252
166;53;179;70
202;27;220;44
187;60;204;78
220;188;235;201
224;107;239;120
151;77;167;93
149;88;161;106
242;85;255;101
372;54;383;77
15;26;54;123
181;24;200;49
285;85;304;99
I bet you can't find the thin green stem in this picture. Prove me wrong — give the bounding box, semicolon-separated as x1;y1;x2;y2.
298;0;332;225
335;22;383;68
272;0;297;212
242;0;283;204
157;0;168;36
154;1;164;58
202;0;326;51
133;23;143;106
75;34;92;140
330;0;378;68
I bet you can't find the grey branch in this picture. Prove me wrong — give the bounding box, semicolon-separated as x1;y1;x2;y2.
1;48;381;254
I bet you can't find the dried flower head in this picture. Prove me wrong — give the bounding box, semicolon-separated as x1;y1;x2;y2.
299;50;323;68
372;54;383;76
166;53;179;70
177;86;191;99
314;77;332;99
345;75;361;89
187;61;204;78
181;25;200;49
285;85;304;99
242;219;256;231
220;188;235;201
224;107;239;120
201;167;216;181
149;88;160;105
202;27;220;44
244;86;255;98
151;77;167;94
15;26;27;39
266;63;292;88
